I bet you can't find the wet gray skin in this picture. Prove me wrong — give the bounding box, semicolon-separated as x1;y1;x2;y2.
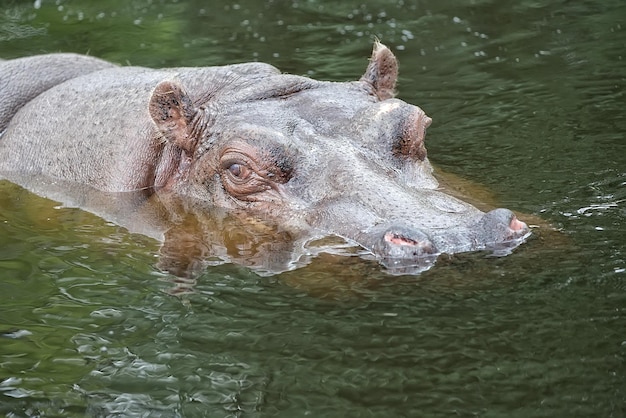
0;43;530;275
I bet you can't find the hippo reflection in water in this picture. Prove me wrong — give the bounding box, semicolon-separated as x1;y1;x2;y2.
0;43;530;276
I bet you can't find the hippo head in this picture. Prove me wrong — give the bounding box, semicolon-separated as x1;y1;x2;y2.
148;42;530;275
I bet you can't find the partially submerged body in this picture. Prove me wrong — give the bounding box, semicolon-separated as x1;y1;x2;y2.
0;44;530;276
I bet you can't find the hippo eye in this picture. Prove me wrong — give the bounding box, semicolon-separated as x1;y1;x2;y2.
228;163;242;177
225;162;251;181
219;146;286;202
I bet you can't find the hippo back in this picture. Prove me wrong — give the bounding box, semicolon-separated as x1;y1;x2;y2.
0;53;116;133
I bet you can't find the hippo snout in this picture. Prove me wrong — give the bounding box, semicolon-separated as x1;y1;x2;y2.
361;208;530;273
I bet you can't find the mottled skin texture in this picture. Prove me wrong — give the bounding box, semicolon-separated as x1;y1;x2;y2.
0;44;529;275
0;53;117;133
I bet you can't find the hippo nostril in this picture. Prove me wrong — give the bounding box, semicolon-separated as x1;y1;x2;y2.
508;216;527;233
381;229;437;256
384;232;420;246
479;208;530;243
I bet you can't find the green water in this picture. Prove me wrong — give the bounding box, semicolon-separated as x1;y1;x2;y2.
1;0;625;416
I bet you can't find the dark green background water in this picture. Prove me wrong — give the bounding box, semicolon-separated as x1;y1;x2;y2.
1;0;624;416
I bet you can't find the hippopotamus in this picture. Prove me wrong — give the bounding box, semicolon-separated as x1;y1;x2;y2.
0;43;530;276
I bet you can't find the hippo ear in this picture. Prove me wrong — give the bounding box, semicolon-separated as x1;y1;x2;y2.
149;80;197;153
360;42;398;100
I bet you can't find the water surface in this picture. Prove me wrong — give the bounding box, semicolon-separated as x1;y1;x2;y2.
0;0;624;416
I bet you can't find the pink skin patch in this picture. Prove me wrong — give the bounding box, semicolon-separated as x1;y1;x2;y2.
509;216;527;232
384;232;419;246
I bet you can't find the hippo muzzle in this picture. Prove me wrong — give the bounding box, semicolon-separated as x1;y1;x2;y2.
363;208;530;273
